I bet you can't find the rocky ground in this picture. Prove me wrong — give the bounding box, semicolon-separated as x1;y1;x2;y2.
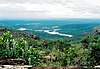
0;65;100;69
0;65;32;69
0;55;99;69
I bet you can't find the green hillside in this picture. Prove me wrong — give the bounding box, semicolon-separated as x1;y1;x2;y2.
0;26;99;66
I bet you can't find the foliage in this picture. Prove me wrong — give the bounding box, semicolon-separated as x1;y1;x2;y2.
66;44;92;66
0;31;99;66
0;31;41;66
81;34;100;65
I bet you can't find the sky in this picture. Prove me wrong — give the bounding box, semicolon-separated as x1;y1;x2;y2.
0;0;100;20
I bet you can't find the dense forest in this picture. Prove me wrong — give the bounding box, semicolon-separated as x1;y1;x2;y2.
0;26;100;66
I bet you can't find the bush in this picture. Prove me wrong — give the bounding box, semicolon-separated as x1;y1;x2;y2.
81;35;100;65
66;44;92;66
0;32;41;66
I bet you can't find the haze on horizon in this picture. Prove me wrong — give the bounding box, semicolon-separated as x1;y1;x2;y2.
0;0;100;20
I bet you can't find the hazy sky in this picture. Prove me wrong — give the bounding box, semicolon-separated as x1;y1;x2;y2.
0;0;100;20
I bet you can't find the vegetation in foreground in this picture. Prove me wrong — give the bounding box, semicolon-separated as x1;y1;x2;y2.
0;26;100;66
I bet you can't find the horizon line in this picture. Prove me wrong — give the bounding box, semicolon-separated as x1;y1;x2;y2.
1;18;100;21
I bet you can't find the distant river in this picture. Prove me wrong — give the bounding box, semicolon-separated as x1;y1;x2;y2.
0;19;100;39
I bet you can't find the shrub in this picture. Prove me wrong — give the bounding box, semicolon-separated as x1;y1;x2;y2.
66;44;92;66
81;35;100;65
0;32;41;66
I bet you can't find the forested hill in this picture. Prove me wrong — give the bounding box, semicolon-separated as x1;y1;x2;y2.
0;26;39;39
0;26;88;41
0;26;99;42
0;26;99;66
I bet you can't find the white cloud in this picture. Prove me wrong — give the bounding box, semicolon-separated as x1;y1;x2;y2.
0;0;100;20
